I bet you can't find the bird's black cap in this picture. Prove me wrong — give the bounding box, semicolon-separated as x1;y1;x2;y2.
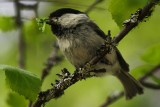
49;8;83;18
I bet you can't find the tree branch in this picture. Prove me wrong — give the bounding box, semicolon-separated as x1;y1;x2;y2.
140;81;160;89
41;42;63;82
15;0;26;68
139;65;160;90
33;0;160;107
19;2;38;10
112;0;158;44
100;91;124;107
100;64;160;107
14;1;41;107
32;41;112;107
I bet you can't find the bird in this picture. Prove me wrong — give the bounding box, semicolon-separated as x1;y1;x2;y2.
47;8;143;99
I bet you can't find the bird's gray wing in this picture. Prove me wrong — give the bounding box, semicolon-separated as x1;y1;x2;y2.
115;48;129;72
87;21;129;72
86;21;107;40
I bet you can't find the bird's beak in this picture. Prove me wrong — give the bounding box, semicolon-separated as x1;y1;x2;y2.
45;19;52;25
46;17;58;25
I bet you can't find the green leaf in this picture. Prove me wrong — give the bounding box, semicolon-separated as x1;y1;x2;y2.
6;92;27;107
0;16;15;31
108;0;149;28
24;19;42;42
0;65;41;101
141;44;160;65
36;18;47;32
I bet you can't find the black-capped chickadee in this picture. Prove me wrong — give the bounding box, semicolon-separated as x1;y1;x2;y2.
47;8;143;99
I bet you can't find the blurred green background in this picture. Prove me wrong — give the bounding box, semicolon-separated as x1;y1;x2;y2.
0;0;160;107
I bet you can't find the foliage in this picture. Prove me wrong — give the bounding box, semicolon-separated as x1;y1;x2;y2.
0;16;15;31
108;0;150;28
0;65;41;101
141;44;160;85
0;0;160;107
36;18;48;32
141;44;160;65
132;44;160;85
6;92;27;107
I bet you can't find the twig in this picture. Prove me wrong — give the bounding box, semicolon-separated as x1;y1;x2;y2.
32;42;112;107
41;42;63;82
85;0;105;14
19;3;38;10
139;65;160;89
140;65;160;81
140;82;160;89
15;0;26;68
32;0;160;107
14;1;40;107
100;92;124;107
112;0;157;44
100;65;160;107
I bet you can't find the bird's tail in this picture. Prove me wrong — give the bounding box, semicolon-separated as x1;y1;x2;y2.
116;71;143;99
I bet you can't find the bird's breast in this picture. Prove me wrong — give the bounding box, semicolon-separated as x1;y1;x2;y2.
58;37;95;68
